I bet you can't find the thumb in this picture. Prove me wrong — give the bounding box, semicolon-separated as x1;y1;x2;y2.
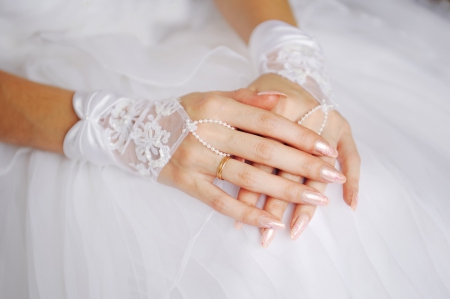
218;88;286;111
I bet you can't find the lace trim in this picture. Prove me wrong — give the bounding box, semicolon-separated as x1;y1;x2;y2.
103;97;186;178
262;40;334;106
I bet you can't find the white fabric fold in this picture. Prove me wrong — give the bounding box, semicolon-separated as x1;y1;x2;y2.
1;0;450;298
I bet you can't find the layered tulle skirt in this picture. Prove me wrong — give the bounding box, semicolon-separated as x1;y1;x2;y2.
1;0;449;298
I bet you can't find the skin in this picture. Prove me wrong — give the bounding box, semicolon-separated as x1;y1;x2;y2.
0;70;77;153
0;69;342;229
0;0;360;246
214;0;361;246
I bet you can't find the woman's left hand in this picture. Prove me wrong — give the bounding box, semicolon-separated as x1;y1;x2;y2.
236;73;361;247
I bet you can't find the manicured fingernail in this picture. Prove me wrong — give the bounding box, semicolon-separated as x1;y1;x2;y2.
234;220;244;230
257;91;288;98
315;140;338;157
351;192;359;211
261;229;276;248
302;190;329;206
291;214;310;240
258;216;285;229
320;166;346;183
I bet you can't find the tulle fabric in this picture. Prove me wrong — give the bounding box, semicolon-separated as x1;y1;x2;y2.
1;0;450;298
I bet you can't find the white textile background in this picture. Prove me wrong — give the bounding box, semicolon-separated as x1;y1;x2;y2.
0;0;449;298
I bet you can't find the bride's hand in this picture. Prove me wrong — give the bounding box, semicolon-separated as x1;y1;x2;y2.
158;88;345;230
236;74;361;246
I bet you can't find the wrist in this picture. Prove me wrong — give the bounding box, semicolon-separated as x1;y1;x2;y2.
64;91;190;180
248;20;335;108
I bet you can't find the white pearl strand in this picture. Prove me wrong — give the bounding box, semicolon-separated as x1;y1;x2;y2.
298;104;333;135
184;119;235;156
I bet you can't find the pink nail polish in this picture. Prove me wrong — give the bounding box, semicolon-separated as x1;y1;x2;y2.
320;166;346;183
261;229;276;248
257;91;288;98
315;140;338;157
258;216;285;229
234;220;244;230
291;214;310;240
351;192;359;211
302;190;329;206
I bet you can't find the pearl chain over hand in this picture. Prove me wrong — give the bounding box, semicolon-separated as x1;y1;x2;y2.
183;119;235;156
298;104;334;135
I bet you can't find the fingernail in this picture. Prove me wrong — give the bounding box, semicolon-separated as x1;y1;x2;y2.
234;220;244;230
291;214;310;240
257;91;288;98
320;166;346;183
315;140;338;157
351;192;359;211
261;229;276;248
258;216;285;229
302;190;329;206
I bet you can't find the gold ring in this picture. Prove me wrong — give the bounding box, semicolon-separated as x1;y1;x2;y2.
216;156;231;180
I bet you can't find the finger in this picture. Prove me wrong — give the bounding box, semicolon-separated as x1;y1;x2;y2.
261;171;302;247
217;88;285;111
195;179;286;230
235;163;275;230
184;93;338;158
221;158;329;206
290;204;316;240
208;127;345;184
337;128;361;211
290;152;337;240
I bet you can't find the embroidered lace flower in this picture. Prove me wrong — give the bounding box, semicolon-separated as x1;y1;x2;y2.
102;97;189;179
261;41;334;108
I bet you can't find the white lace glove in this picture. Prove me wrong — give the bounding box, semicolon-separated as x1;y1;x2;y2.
249;20;335;108
63;91;190;180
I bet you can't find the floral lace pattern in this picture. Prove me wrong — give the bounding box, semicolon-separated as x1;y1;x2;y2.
103;97;188;179
261;39;334;107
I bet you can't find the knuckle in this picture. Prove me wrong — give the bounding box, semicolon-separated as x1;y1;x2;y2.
295;129;312;149
283;183;301;203
266;200;287;214
239;208;256;223
210;196;227;214
300;155;314;174
254;140;275;161
258;112;279;133
198;93;220;115
237;168;257;189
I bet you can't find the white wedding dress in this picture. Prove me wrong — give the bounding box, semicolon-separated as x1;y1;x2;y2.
1;0;449;298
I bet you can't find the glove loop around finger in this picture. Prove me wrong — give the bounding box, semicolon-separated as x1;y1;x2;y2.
183;118;234;157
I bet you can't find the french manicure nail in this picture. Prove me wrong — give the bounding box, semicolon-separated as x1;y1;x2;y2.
291;214;310;240
261;229;276;248
257;91;288;98
258;216;285;229
315;140;338;157
321;166;346;183
234;220;244;230
351;192;359;211
302;190;329;206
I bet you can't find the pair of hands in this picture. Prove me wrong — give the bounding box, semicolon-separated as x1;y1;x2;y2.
159;73;360;247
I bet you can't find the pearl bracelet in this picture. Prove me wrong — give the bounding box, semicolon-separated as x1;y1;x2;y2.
183;119;234;156
298;104;334;135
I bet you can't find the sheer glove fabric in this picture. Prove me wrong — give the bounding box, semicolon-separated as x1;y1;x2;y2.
249;20;334;108
62;88;344;230
64;91;189;180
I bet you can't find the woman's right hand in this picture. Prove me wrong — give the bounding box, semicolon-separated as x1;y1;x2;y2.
158;88;344;230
